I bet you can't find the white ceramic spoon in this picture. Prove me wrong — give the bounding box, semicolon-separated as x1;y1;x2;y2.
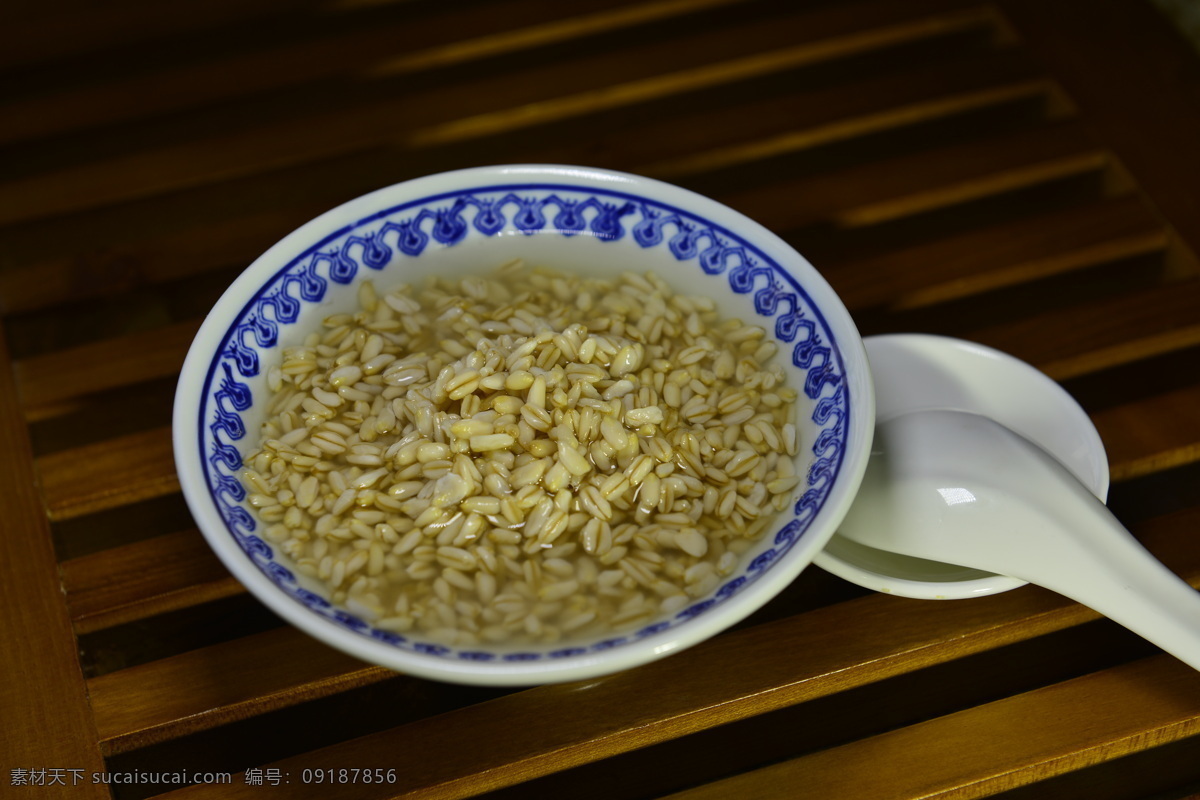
837;408;1200;671
817;334;1110;599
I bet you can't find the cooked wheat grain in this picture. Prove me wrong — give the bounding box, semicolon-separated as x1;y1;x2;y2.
241;264;802;648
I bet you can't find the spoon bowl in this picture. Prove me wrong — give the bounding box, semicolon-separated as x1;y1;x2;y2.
815;334;1109;599
838;408;1200;671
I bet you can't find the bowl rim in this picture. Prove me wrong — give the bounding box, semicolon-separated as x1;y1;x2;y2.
173;164;875;684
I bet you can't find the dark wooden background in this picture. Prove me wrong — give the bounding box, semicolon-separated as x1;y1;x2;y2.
3;0;1200;797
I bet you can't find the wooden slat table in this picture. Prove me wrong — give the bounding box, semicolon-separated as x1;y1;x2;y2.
3;0;1200;797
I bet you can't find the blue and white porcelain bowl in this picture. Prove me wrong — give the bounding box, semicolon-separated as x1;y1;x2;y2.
173;165;875;685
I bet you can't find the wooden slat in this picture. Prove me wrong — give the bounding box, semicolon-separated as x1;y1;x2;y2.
405;4;996;150
0;0;327;72
623;45;1046;172
660;655;1200;800
644;80;1051;182
0;327;109;792
12;117;1094;420
0;0;990;226
826;195;1166;310
715;116;1100;232
0;204;314;317
0;0;749;146
996;0;1200;258
0;46;1047;318
87;626;392;756
36;426;178;521
362;0;757;80
1093;383;1200;482
60;529;240;633
152;507;1200;799
15;318;200;420
7;70;1070;417
118;587;1088;791
971;279;1200;380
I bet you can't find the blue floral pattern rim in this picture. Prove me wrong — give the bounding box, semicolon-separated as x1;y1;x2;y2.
199;182;851;663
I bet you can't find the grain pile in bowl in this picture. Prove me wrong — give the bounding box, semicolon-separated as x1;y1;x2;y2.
240;262;801;647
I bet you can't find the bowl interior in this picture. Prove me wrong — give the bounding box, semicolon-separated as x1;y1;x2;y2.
177;167;872;683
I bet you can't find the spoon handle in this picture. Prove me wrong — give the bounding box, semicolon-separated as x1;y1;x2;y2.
1009;496;1200;671
840;409;1200;670
983;438;1200;671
